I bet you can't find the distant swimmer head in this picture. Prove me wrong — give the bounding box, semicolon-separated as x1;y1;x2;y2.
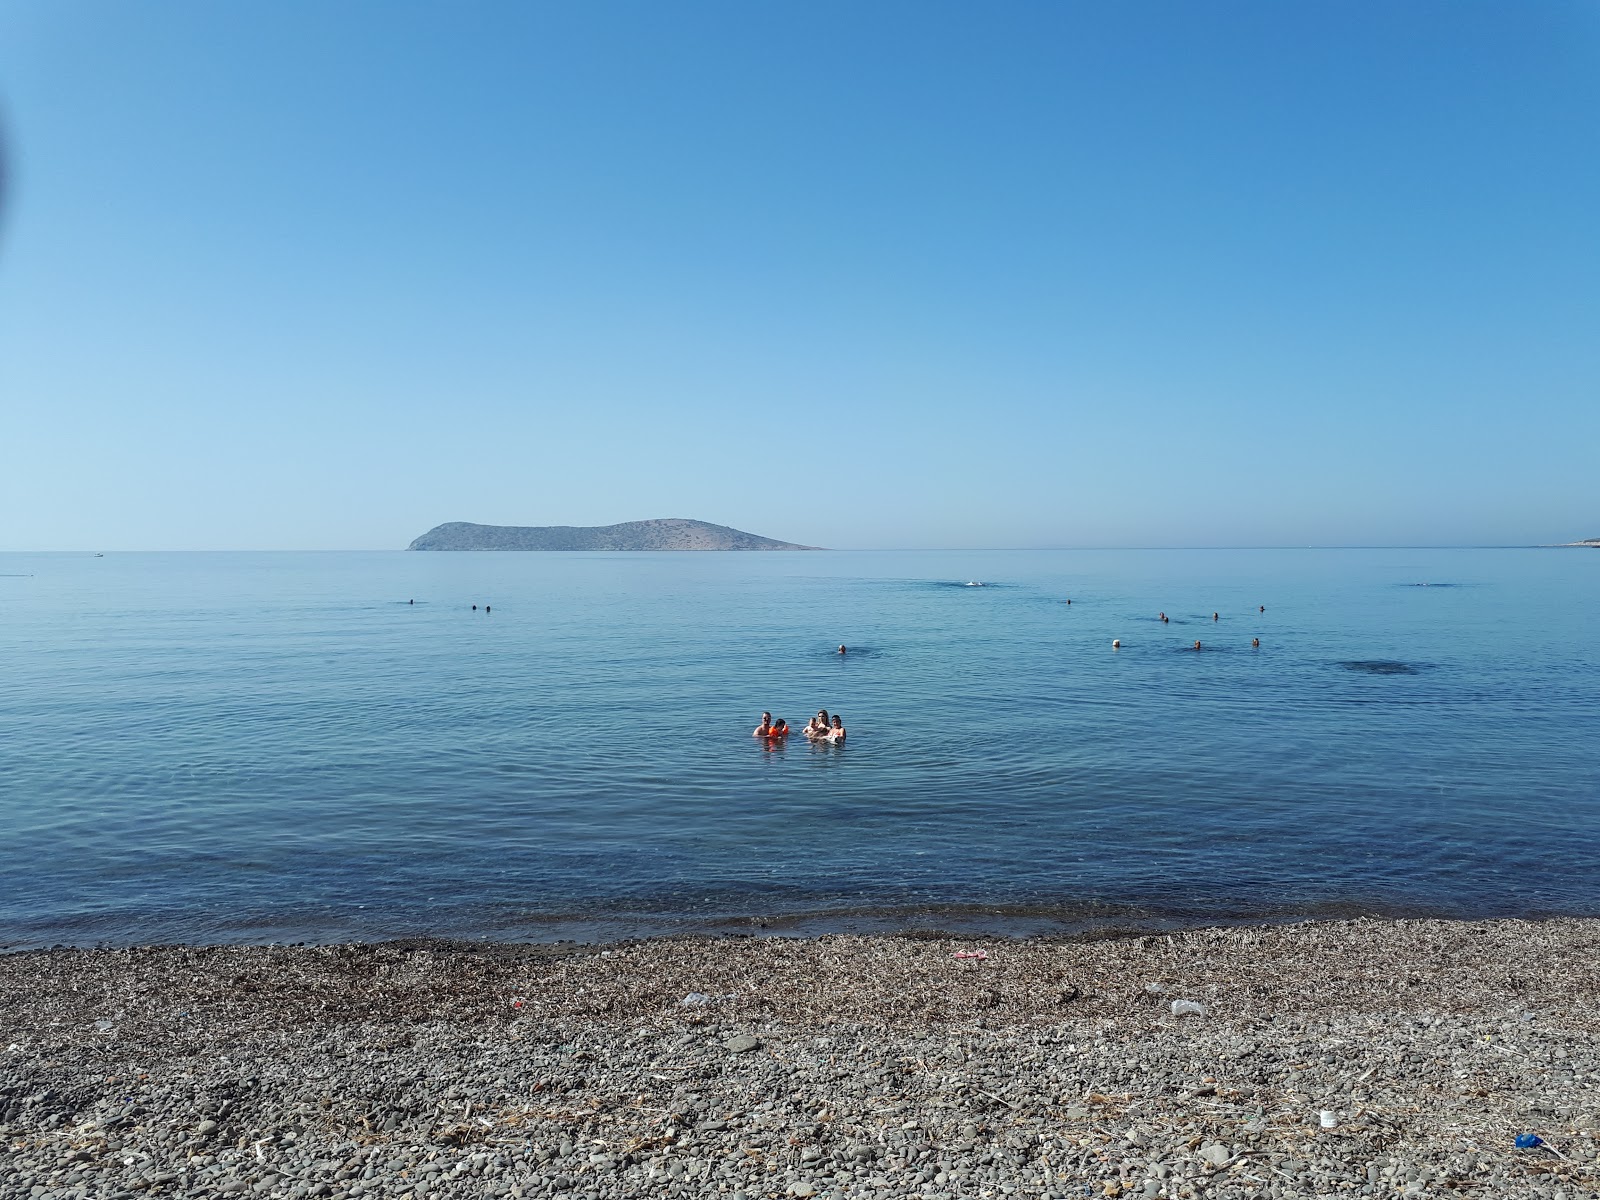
1252;637;1260;648
838;644;847;654
1065;598;1071;605
1212;612;1219;621
472;604;477;610
1194;640;1202;651
1259;605;1265;613
485;605;490;613
409;599;413;605
1112;639;1121;649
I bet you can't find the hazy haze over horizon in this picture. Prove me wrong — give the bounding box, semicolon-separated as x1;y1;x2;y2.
1;1;1596;551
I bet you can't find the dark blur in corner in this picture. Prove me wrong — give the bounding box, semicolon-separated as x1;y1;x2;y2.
0;107;10;255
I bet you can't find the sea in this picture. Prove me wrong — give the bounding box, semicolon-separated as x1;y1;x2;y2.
1;548;1596;950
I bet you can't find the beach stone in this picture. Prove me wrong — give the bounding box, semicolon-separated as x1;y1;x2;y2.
724;1035;761;1054
6;923;1600;1200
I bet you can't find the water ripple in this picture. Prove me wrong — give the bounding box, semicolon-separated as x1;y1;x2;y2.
1;547;1597;947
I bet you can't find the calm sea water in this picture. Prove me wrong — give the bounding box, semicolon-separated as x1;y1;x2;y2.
2;548;1596;949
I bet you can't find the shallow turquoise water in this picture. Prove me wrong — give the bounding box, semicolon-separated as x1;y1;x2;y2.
1;548;1596;947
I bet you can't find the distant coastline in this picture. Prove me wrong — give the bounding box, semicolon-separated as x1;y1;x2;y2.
407;518;821;551
1561;537;1600;548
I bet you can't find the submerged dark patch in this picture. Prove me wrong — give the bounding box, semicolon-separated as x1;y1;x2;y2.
1340;660;1423;675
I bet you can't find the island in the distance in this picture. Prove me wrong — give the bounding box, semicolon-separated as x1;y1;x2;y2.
407;519;822;551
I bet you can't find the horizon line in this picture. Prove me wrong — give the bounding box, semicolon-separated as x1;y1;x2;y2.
0;543;1584;554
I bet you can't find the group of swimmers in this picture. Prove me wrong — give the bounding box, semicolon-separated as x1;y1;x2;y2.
1117;604;1265;652
753;710;846;744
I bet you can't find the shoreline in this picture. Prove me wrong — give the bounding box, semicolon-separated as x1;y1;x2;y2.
11;898;1595;956
4;917;1599;1199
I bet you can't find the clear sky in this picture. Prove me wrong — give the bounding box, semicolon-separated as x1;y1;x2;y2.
1;1;1596;550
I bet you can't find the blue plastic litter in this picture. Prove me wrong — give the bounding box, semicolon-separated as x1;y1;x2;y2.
1515;1133;1544;1149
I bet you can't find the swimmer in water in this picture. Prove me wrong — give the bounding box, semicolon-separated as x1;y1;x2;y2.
1259;605;1265;613
1159;612;1168;623
828;713;845;742
1212;612;1218;622
805;710;831;739
1194;640;1202;650
1252;637;1260;648
753;712;773;737
768;718;790;740
838;644;847;654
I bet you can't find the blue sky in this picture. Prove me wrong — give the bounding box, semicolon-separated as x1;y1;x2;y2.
1;1;1596;550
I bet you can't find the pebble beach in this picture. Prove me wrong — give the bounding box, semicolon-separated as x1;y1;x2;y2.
4;918;1599;1200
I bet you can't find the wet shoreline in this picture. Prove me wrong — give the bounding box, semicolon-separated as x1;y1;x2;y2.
11;896;1593;955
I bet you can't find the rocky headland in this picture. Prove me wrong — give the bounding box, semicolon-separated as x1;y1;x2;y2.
4;918;1599;1199
407;520;819;552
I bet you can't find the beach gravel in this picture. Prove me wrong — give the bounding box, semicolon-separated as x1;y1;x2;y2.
3;917;1599;1198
